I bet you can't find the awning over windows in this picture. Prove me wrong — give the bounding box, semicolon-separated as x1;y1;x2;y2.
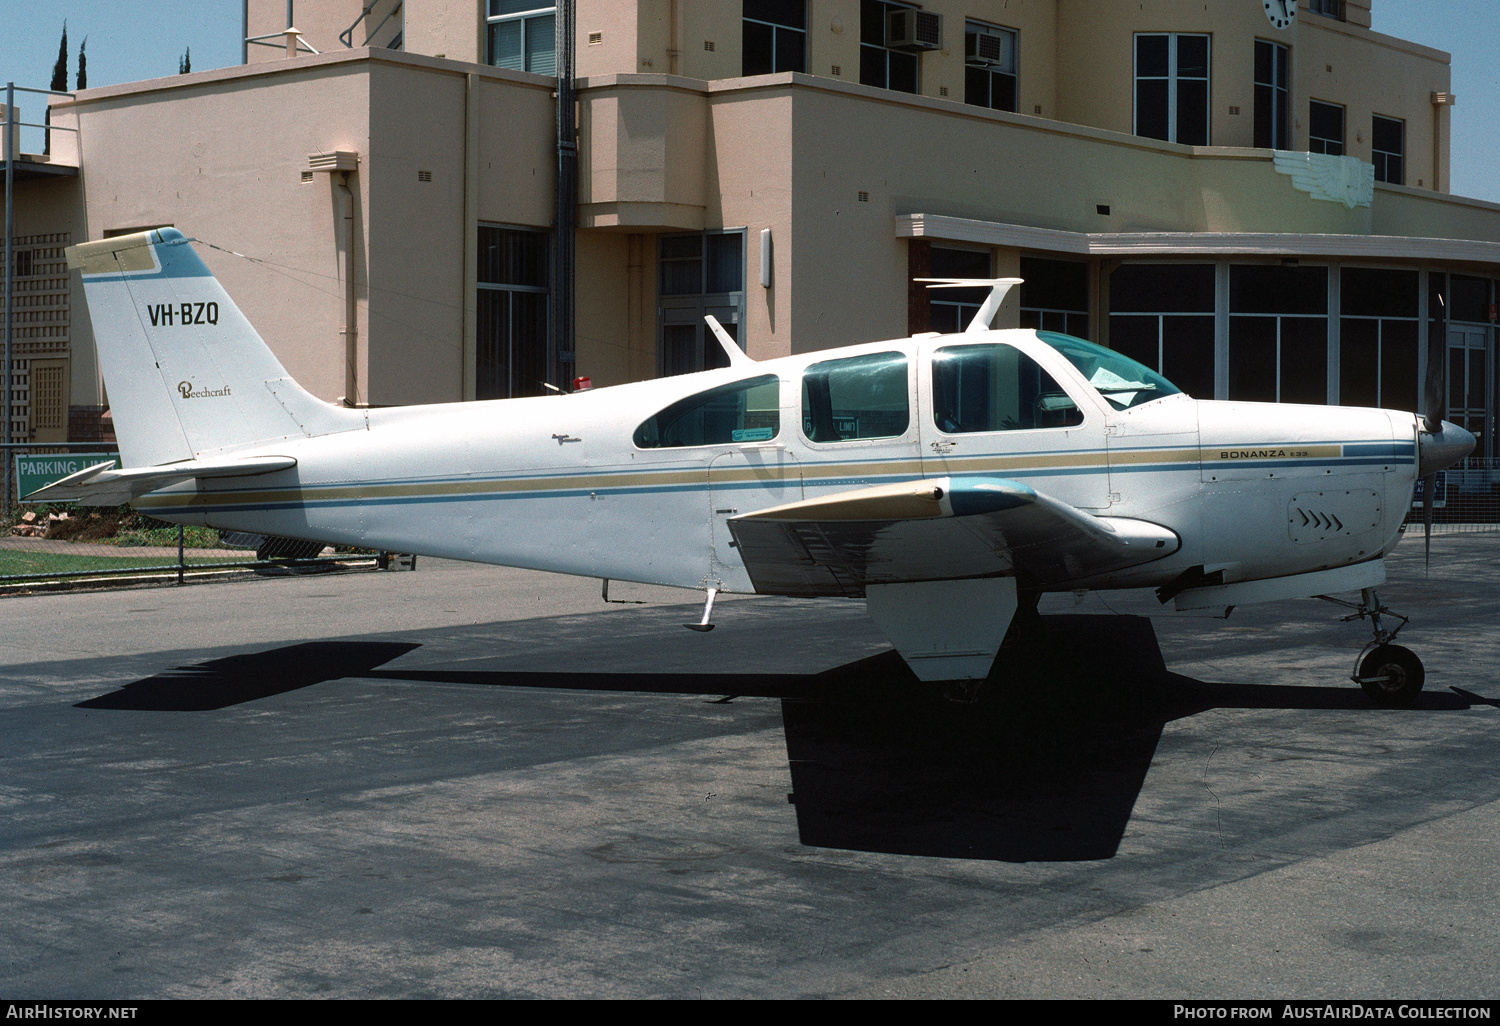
895;213;1500;268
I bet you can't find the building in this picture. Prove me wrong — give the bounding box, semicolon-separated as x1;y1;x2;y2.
4;0;1498;461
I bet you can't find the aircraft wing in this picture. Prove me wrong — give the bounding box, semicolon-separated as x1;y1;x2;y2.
22;455;297;506
726;476;1179;597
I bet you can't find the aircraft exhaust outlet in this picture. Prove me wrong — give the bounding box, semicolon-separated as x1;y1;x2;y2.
1417;420;1476;478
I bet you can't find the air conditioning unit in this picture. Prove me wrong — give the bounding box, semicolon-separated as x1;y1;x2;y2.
966;31;1005;67
887;9;942;51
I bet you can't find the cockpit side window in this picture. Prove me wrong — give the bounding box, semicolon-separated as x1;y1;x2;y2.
931;344;1084;433
1038;331;1183;411
633;375;781;448
800;352;910;443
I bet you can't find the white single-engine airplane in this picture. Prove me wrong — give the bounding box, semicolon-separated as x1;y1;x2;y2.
41;229;1474;706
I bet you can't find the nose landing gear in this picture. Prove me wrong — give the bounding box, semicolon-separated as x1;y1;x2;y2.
1319;588;1423;707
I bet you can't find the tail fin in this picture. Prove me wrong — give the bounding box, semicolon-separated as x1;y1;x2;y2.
67;229;363;468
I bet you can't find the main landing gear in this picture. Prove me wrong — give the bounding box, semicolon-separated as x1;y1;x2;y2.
1318;588;1424;707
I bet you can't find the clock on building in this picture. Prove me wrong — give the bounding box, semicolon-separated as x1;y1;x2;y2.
1263;0;1297;30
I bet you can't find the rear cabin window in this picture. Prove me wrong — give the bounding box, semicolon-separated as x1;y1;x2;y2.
801;352;910;442
931;344;1084;433
633;375;781;448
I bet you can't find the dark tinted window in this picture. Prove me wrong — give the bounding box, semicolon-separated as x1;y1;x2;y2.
801;352;910;442
931;344;1083;433
1110;264;1215;313
1342;267;1418;319
1230;265;1327;314
1449;275;1491;324
634;375;780;448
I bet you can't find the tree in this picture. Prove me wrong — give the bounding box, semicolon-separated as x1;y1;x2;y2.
46;23;68;152
179;48;191;75
50;23;68;91
77;38;87;91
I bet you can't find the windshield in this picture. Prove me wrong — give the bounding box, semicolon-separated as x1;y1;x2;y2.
1037;331;1183;411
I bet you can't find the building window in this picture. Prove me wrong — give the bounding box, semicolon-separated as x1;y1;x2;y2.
1107;264;1215;400
1134;33;1210;145
1228;265;1329;405
477;225;549;400
860;0;919;94
1308;100;1345;155
1372;115;1404;185
1020;257;1089;340
1339;267;1418;413
487;1;556;75
743;0;806;75
1254;40;1290;150
659;232;746;377
1309;0;1343;20
927;247;991;333
964;21;1017;113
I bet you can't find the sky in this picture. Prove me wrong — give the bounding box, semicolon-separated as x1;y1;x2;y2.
1;0;1497;202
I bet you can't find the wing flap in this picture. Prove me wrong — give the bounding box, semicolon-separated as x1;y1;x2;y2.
727;476;1179;597
23;454;297;506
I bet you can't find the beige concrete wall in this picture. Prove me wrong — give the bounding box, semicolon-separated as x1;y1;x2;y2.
577;76;708;230
574;231;637;383
63;61;375;404
245;0;371;62
576;1;641;77
470;72;557;227
1294;18;1449;190
365;61;468;406
708;88;796;360
403;0;481;63
1372;185;1500;246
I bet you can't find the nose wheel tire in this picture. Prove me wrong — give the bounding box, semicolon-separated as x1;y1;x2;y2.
1356;644;1424;708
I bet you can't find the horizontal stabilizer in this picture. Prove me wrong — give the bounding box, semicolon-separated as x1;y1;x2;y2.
23;454;296;506
728;476;1178;597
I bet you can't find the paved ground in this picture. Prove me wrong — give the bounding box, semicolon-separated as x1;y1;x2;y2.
2;535;1498;999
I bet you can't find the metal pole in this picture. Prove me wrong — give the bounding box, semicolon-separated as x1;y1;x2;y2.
5;82;15;514
552;0;576;390
177;523;185;585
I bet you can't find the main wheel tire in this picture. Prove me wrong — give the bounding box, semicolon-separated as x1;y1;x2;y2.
1357;644;1425;708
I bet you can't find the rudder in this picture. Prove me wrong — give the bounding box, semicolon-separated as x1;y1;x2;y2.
67;229;362;468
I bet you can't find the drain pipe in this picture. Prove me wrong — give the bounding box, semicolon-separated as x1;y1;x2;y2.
337;170;359;405
309;150;361;405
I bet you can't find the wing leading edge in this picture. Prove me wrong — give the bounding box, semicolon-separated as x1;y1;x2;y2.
726;476;1179;597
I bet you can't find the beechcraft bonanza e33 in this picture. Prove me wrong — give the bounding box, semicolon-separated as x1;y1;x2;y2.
41;229;1475;706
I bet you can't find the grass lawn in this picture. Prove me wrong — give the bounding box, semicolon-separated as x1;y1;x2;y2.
0;548;244;580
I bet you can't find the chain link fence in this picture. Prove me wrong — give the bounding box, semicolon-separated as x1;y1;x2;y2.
1403;458;1500;535
2;443;386;590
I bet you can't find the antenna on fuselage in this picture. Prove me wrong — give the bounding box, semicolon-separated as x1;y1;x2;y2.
914;277;1025;333
704;315;754;367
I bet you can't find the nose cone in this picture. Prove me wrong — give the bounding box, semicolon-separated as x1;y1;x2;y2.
1418;420;1476;478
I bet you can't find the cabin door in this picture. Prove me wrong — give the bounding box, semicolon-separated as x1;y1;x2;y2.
916;337;1113;511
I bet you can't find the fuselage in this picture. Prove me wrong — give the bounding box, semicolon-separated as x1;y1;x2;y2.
135;327;1418;595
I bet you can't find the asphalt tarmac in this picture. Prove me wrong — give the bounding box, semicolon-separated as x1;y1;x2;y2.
2;533;1498;999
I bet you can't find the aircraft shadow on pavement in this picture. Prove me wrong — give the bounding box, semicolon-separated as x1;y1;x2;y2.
77;617;1479;861
75;641;421;711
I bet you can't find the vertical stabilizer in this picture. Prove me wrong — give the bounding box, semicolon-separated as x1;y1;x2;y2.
67;229;363;467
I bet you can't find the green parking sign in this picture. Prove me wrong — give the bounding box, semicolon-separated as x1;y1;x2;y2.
15;453;120;502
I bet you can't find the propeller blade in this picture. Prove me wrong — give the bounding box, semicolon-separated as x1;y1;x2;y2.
1423;285;1447;434
1421;282;1446;573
